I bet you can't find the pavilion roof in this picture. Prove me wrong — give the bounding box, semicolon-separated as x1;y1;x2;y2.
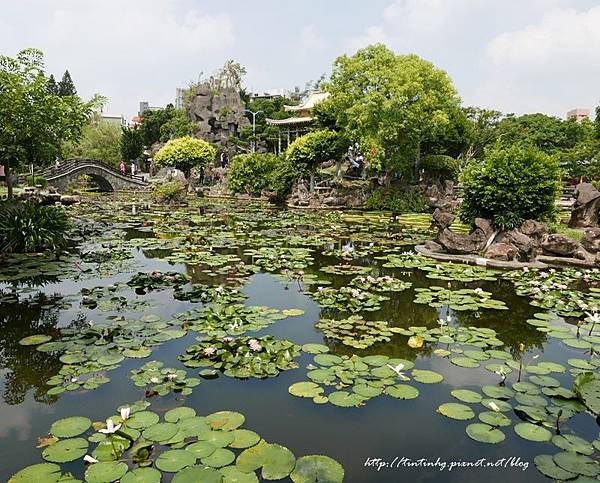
284;91;329;112
266;116;313;126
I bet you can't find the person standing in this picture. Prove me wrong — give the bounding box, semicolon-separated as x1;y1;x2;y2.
131;161;136;176
119;160;126;175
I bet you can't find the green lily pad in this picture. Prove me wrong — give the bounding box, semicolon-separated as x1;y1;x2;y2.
514;422;552;442
201;448;236;468
283;309;305;316
19;334;52;346
142;422;179;442
97;353;125;366
206;411;245;431
8;463;62;483
236;440;296;480
481;399;512;412
165;407;196;423
121;467;161;483
313;354;343;366
42;437;88;463
478;411;511;427
437;403;475;420
290;455;345;483
534;455;577;480
301;344;329;354
186;441;216;458
220;465;259;482
230;429;261;449
530;375;560;387
451;389;482;404
50;416;92;438
465;423;505;444
553;451;599;477
481;385;514;400
156;449;197;472
384;384;419;400
353;384;382;398
552;434;594;455
202;430;235;448
411;369;443;384
328;391;364;407
128;411;160;429
289;382;323;398
450;357;480;368
84;462;129;482
172;466;222;483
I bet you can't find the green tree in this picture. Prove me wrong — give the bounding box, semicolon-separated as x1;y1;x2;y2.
324;44;461;179
228;153;297;198
0;49;101;198
62;115;122;165
138;104;195;146
58;69;76;96
595;105;600;140
460;144;561;230
154;136;216;175
462;107;502;161
159;108;195;142
120;126;144;162
46;74;59;95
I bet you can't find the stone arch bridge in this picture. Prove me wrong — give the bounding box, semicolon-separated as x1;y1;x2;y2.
44;159;146;192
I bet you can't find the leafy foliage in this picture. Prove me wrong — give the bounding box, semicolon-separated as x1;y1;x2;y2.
365;186;427;212
0;203;69;253
26;175;47;187
151;181;187;204
228;153;298;198
420;154;459;182
460;144;561;229
154;136;216;174
62;115;122;166
285;130;345;174
120;126;144;162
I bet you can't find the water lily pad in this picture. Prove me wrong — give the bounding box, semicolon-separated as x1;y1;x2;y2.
283;309;304;316
290;455;345;483
534;455;577;480
8;463;62;483
437;403;475;420
553;451;599;477
42;437;88;463
450;357;480;368
514;422;552;442
289;382;323;398
353;384;382;398
172;466;222;483
97;353;125;366
165;407;196;423
50;416;92;438
411;369;443;384
230;429;261;449
236;441;296;480
142;422;179;442
313;354;343;366
465;423;505;444
384;384;419;400
201;448;235;468
186;441;216;458
478;411;511;427
19;334;52;346
451;389;482;404
128;411;160;429
207;411;245;431
481;385;514;400
156;449;197;472
328;391;364;407
85;462;129;482
202;430;235;448
121;467;161;483
552;434;594;455
301;344;329;354
220;465;259;482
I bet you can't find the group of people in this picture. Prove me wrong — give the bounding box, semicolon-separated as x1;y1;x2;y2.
347;142;365;176
119;160;138;176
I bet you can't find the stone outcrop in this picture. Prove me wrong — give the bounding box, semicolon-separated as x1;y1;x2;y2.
426;180;459;211
582;228;600;253
438;227;488;255
568;182;600;228
188;85;250;148
540;234;583;257
17;188;80;205
520;219;547;239
485;243;518;261
495;229;535;258
431;209;455;231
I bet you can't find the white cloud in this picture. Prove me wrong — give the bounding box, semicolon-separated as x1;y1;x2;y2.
300;24;327;51
0;0;234;119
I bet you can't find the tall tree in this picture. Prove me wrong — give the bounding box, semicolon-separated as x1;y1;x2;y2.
58;69;76;96
324;44;461;180
0;49;102;198
120;126;144;162
595;105;600;140
46;74;59;95
62;115;122;166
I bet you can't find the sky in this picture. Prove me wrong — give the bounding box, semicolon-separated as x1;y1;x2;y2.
1;0;599;121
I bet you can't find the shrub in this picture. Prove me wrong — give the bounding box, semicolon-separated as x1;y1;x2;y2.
460;144;561;230
228;153;298;199
0;203;69;253
420;154;459;182
26;175;48;188
285;130;345;174
365;186;427;213
151;181;187;204
154;136;216;175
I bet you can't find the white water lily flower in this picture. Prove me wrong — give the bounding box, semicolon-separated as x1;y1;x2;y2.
488;402;500;412
474;288;484;294
203;347;216;356
99;418;121;434
150;377;160;384
120;407;131;421
586;311;600;324
248;339;262;352
70;377;78;383
167;373;178;381
386;363;409;380
437;319;447;327
84;455;99;464
215;286;224;293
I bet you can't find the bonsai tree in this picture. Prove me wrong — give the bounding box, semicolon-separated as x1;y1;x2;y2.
154;136;216;176
285;130;345;190
460;143;561;230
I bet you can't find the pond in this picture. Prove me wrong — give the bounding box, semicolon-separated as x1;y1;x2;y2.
1;195;598;482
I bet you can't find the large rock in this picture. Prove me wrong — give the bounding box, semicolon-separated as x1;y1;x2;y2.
541;234;582;257
438;228;487;255
474;218;494;240
485;243;518;261
423;240;443;253
582;227;600;253
568;182;600;228
496;230;535;258
520;219;547;238
59;195;80;205
431;209;455;231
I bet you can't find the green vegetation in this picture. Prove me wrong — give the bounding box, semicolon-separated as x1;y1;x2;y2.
151;181;187;204
26;175;47;188
285;130;345;176
365;187;427;213
154;136;216;175
61;115;122;166
420;154;459;182
120;126;144;162
227;153;297;199
139;105;195;146
0;203;69;253
0;49;103;198
460;144;561;230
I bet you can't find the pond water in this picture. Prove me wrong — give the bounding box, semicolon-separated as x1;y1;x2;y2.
1;195;598;482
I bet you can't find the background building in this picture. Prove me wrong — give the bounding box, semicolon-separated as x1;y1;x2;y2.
567;108;590;122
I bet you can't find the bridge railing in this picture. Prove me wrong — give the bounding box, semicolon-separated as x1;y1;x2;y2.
43;159;145;183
